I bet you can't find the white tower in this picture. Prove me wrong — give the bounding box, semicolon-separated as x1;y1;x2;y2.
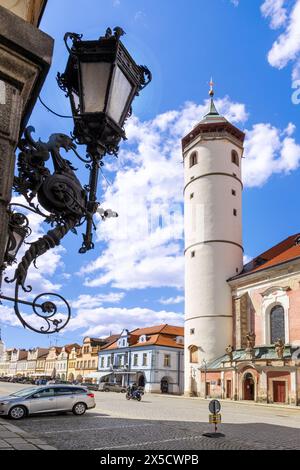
183;82;245;396
0;327;5;361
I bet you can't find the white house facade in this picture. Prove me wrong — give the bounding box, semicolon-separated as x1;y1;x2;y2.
98;325;184;394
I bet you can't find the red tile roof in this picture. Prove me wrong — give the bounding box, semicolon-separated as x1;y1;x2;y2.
102;324;184;350
235;233;300;279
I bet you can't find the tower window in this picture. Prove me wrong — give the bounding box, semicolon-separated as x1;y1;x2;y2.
191;251;195;258
231;150;239;167
232;189;236;196
189;345;198;364
190;193;194;199
189;152;198;168
190;329;195;335
233;209;237;216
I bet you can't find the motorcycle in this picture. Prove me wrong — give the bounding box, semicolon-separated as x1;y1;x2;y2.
126;387;143;401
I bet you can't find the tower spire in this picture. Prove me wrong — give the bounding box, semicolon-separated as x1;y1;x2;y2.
205;77;219;117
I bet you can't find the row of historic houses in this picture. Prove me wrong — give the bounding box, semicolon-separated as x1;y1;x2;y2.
0;326;185;394
0;337;114;382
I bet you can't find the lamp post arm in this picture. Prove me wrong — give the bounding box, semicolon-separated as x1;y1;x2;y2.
79;151;104;254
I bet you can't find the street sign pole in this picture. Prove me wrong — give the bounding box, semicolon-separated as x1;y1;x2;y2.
203;400;225;438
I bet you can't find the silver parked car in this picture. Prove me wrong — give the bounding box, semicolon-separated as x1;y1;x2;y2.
0;385;96;420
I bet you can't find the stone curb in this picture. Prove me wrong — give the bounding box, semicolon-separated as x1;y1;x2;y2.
0;418;56;450
151;394;300;411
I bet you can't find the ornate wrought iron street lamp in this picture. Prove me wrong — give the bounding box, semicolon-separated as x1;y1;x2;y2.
57;26;151;253
0;27;151;335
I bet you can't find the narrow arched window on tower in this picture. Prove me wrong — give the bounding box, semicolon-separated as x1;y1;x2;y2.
270;305;285;344
231;150;239;167
189;152;198;168
189;345;198;363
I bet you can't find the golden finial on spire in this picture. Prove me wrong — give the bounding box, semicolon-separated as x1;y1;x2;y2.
209;77;214;97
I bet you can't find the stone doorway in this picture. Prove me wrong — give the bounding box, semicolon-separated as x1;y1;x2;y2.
243;373;255;400
273;381;286;403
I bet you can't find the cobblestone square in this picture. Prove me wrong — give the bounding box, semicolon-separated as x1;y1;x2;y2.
1;383;299;450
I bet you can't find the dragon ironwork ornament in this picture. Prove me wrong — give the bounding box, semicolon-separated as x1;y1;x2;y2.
3;127;115;334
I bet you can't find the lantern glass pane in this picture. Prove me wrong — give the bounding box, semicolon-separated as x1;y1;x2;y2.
81;62;111;113
7;231;23;258
107;66;132;124
72;91;80;113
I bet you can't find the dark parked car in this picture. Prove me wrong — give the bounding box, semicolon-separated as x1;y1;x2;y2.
98;382;127;393
82;382;100;391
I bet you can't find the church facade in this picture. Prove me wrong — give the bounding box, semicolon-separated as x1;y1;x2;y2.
183;83;300;406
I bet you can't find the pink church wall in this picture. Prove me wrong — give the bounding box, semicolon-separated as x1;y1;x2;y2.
288;289;300;343
249;290;264;345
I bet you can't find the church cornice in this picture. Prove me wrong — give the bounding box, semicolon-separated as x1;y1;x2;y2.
260;286;291;297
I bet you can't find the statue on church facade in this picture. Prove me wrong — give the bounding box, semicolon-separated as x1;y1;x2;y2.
275;338;285;359
225;345;234;362
246;331;256;350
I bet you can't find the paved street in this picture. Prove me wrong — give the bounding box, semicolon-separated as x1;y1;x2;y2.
0;382;300;450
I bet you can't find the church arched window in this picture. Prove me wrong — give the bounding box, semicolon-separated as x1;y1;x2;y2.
189;152;198;168
270;305;285;344
189;345;198;363
231;150;239;167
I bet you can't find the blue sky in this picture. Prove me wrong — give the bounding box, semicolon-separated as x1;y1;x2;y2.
2;0;300;349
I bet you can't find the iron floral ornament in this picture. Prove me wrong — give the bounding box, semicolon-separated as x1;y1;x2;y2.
2;127;111;334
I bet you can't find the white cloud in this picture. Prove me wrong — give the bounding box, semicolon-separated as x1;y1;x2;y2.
159;296;184;305
261;0;288;29
243;254;252;265
71;292;125;309
243;121;300;187
263;0;300;79
67;305;183;337
230;0;240;6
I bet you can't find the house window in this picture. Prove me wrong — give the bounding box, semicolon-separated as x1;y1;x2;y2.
189;152;198;168
189;345;198;363
92;360;95;368
231;150;239;166
270;305;285;344
164;354;171;367
142;353;147;366
100;357;104;368
133;354;138;366
107;356;111;367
